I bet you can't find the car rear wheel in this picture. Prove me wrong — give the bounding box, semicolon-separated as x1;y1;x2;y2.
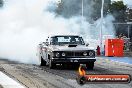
86;62;94;70
40;57;46;66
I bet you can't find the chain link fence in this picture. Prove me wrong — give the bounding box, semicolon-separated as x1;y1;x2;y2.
113;23;132;52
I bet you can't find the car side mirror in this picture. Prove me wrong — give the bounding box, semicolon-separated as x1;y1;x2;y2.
86;43;89;47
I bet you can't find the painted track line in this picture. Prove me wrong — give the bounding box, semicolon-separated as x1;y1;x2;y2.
0;71;26;88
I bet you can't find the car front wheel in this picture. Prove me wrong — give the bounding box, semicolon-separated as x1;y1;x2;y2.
40;57;46;66
49;60;56;69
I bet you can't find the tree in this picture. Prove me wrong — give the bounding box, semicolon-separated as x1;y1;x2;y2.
126;8;132;22
0;0;3;7
55;0;111;22
109;1;127;22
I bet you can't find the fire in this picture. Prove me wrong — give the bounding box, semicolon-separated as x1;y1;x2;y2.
78;65;86;76
77;65;87;85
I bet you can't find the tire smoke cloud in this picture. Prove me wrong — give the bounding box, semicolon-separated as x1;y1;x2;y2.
0;0;115;64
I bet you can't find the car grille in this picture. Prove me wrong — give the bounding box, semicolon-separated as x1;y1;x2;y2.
64;51;94;57
66;52;82;56
53;50;95;58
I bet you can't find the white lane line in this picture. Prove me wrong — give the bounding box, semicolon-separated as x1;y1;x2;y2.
0;71;26;88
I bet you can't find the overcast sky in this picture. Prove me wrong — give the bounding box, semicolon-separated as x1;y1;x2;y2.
123;0;132;6
112;0;132;6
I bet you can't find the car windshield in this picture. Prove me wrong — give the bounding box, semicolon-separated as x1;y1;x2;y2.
50;36;85;45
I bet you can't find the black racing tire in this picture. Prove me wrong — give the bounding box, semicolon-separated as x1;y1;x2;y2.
49;60;56;69
86;62;94;70
40;57;46;66
76;76;87;85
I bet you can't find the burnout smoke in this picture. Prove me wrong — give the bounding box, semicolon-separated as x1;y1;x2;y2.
0;0;115;64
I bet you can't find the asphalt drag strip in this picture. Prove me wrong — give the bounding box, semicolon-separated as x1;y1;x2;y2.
0;58;132;88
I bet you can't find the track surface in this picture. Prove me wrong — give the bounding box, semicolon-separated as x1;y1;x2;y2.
0;58;132;88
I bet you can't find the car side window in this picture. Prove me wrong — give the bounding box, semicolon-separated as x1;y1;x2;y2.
50;38;56;45
51;37;60;45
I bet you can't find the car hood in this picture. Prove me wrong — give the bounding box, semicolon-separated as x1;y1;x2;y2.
49;45;95;51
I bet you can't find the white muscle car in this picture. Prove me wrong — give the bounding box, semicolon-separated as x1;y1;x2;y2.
37;35;96;69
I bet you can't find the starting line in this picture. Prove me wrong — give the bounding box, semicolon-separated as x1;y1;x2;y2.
0;71;25;88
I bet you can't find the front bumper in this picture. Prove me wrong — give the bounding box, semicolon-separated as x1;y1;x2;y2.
51;58;96;64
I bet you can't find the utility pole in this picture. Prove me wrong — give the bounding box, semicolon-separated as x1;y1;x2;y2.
82;0;84;21
100;0;104;53
80;0;84;35
127;22;132;38
82;0;83;21
128;25;130;38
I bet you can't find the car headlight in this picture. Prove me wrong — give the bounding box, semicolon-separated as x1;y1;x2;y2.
55;52;60;57
83;52;87;56
62;52;66;56
89;51;94;56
